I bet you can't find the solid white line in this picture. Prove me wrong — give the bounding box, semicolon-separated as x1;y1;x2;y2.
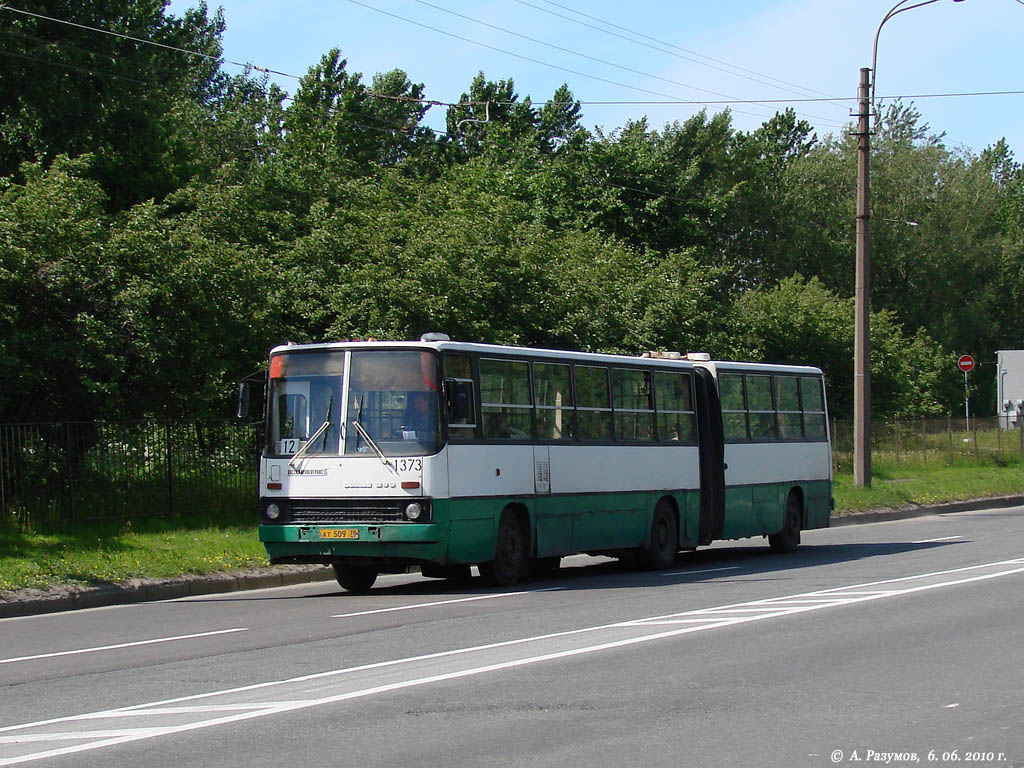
331;587;564;618
663;566;740;577
0;629;248;665
912;535;963;544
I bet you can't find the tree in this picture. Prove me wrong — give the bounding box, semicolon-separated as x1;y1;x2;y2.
0;0;230;209
732;276;953;419
445;72;539;160
0;157;115;421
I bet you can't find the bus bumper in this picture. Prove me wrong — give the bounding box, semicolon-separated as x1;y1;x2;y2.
259;523;445;562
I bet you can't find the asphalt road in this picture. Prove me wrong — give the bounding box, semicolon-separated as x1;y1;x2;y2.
1;506;1022;768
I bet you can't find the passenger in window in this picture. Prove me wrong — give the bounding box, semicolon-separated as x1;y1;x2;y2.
491;414;529;440
402;391;437;440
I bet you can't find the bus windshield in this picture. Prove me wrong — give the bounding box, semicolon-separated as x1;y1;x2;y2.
267;350;344;457
345;350;441;457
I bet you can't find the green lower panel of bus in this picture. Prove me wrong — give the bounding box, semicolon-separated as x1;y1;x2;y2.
260;480;831;566
444;489;703;564
260;522;446;564
721;479;832;540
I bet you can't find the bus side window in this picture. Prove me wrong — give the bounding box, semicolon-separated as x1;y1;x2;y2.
612;368;654;441
480;358;532;440
535;362;574;440
746;375;776;440
574;365;612;441
775;376;802;440
719;373;748;441
654;371;695;443
801;376;827;440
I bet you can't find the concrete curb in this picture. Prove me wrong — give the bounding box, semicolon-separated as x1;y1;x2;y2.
0;565;336;619
3;495;1023;619
829;493;1024;526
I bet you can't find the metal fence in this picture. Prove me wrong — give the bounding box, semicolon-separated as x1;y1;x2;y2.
0;420;262;531
831;416;1024;472
5;416;1021;531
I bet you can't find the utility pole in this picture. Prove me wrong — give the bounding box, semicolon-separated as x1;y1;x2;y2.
854;66;871;488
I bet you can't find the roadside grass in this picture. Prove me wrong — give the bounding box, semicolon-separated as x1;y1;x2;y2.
0;507;267;594
2;455;1023;594
833;454;1024;513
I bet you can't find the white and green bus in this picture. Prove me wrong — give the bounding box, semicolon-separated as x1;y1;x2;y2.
255;335;833;592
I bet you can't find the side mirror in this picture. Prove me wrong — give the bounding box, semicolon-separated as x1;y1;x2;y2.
236;382;251;419
444;379;475;423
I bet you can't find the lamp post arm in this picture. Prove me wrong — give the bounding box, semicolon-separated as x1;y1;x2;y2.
871;0;943;111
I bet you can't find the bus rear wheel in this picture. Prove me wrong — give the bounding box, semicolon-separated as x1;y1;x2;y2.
332;562;378;593
769;493;802;553
642;500;678;570
480;510;526;586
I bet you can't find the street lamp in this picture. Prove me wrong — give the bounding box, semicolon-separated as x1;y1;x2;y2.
853;0;966;489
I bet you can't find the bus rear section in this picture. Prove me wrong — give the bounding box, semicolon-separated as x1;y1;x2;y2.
704;362;833;552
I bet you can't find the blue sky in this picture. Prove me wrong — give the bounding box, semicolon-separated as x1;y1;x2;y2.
168;0;1024;155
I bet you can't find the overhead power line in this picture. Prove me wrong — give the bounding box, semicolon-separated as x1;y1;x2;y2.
3;3;1017;133
344;0;798;125
0;3;300;80
513;0;850;109
409;0;845;127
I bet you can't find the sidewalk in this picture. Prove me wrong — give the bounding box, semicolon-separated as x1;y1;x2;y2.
3;494;1022;619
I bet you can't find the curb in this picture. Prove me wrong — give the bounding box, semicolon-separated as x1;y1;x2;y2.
829;493;1024;526
0;565;335;619
3;495;1023;619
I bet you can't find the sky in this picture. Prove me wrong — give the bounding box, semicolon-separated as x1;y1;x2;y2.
164;0;1024;155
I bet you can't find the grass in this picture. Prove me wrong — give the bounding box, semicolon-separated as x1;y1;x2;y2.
834;454;1024;513
2;455;1023;595
0;507;268;594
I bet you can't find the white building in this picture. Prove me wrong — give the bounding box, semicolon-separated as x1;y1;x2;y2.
997;350;1024;429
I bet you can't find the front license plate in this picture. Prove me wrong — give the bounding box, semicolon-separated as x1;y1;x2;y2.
320;528;359;540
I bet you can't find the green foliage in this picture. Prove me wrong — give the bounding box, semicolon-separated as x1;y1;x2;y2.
0;157;115;421
2;0;1022;423
732;276;955;418
0;1;231;209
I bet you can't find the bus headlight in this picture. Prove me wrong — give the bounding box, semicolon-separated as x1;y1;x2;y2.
265;503;281;521
405;502;424;521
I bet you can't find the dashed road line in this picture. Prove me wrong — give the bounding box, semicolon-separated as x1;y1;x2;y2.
0;629;248;666
332;587;564;618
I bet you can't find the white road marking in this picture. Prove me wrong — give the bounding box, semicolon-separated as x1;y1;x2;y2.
0;629;249;666
332;587;564;618
663;566;740;576
912;535;963;543
2;557;1022;766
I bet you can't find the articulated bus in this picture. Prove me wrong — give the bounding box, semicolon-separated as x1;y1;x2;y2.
254;335;833;592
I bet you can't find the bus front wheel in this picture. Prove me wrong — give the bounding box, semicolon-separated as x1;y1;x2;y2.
769;493;802;553
480;510;526;586
332;562;378;593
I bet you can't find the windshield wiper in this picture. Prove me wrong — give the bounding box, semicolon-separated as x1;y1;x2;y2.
352;395;392;468
289;395;333;468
